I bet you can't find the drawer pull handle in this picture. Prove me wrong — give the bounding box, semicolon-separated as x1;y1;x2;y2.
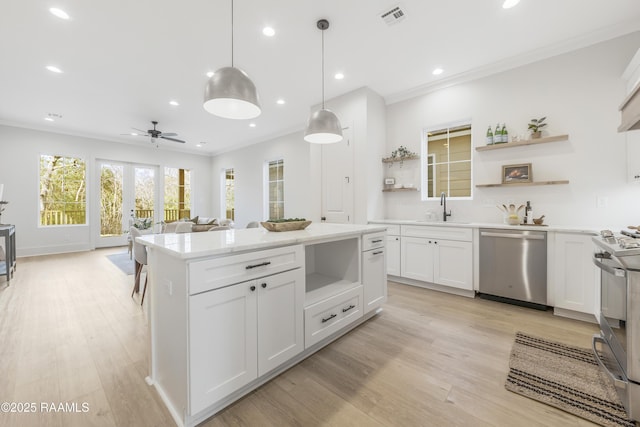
342;304;356;313
261;283;267;288
372;250;383;255
371;239;383;243
321;313;337;323
250;285;256;291
245;261;271;270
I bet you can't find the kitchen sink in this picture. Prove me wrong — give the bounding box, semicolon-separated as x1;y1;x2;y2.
414;220;470;225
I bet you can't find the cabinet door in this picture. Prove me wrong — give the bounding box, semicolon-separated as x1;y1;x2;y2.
189;282;258;415
257;269;305;376
386;235;401;276
363;247;387;313
434;240;472;290
401;236;434;282
553;233;599;314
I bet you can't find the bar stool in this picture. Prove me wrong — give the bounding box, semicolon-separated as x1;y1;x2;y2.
130;227;149;305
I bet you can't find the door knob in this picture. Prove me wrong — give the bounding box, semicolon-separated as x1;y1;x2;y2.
250;285;256;291
261;283;267;288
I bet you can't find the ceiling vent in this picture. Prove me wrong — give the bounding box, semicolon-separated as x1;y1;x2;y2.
380;4;406;26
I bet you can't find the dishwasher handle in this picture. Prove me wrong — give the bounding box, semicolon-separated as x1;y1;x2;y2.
480;231;545;240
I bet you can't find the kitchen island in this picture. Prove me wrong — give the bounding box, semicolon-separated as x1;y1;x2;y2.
138;223;387;427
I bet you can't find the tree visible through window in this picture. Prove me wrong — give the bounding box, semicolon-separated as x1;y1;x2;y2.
164;167;191;221
39;155;86;226
268;159;284;220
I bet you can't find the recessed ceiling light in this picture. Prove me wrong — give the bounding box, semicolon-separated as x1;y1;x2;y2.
44;117;54;122
249;123;256;128
130;132;138;136
262;27;275;37
206;71;214;78
502;0;520;9
46;65;63;73
169;100;179;106
196;143;202;148
49;7;70;20
276;99;285;105
334;73;345;80
432;68;444;75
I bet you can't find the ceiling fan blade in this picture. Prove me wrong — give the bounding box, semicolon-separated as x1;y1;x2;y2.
159;132;177;137
160;136;186;143
131;127;148;134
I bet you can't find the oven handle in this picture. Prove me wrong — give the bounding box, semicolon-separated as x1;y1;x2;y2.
592;256;627;278
592;334;627;390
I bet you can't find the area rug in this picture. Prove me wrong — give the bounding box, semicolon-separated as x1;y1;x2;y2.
505;332;634;427
106;252;135;276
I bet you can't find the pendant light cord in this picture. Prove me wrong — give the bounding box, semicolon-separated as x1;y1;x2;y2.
321;27;325;109
231;0;234;67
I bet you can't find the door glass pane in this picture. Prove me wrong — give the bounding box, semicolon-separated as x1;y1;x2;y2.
134;167;155;220
100;164;123;237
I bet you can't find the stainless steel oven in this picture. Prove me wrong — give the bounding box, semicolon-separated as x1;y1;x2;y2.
592;233;640;421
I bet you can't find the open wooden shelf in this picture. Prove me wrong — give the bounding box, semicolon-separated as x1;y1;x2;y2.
475;134;569;151
476;180;569;188
382;155;420;163
382;187;419;192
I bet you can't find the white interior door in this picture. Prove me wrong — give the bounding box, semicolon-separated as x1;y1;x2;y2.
321;127;353;223
96;161;158;248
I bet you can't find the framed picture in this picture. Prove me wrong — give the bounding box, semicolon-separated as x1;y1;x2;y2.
502;163;532;184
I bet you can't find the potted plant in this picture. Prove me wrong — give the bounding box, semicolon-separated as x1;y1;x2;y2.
388;146;417;167
528;116;547;139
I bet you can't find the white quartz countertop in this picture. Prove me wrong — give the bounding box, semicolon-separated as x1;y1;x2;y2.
137;223;387;260
368;219;599;235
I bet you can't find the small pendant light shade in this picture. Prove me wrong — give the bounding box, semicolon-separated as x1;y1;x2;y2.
204;66;261;120
304;108;343;143
304;19;342;144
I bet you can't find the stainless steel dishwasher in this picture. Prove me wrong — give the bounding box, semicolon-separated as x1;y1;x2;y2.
479;228;547;309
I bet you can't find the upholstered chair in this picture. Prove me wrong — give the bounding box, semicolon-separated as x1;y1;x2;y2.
246;221;260;228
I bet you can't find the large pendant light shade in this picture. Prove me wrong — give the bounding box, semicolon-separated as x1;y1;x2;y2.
204;67;261;119
304;19;342;144
203;0;261;120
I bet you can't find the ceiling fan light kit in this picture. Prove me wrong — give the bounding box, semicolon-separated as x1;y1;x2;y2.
304;19;343;144
203;0;261;120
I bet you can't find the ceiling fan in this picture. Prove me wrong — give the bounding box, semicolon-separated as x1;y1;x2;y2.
127;121;185;144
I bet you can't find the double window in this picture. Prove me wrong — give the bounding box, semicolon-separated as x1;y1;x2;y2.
164;167;191;221
39;155;86;226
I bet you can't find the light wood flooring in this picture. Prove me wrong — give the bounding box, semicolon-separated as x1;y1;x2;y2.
0;247;602;427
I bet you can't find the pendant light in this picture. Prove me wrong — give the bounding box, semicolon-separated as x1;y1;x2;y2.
304;19;343;144
203;0;261;120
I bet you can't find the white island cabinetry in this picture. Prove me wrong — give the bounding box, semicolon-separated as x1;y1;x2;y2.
139;223;386;427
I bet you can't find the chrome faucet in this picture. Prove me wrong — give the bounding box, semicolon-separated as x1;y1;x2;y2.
440;192;452;222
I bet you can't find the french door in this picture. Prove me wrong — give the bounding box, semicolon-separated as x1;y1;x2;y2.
96;160;158;248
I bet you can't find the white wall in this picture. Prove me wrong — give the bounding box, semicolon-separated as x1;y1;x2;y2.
309;87;387;224
385;32;640;230
210;131;311;228
0;125;212;256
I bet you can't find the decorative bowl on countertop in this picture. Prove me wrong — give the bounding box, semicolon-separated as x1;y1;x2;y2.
260;220;311;232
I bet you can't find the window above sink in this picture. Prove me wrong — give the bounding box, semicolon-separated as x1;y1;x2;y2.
421;120;472;201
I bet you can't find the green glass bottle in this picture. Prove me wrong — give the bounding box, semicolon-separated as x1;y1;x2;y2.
502;124;508;143
486;126;493;145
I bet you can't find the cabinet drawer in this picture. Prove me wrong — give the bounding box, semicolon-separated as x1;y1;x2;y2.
401;225;472;242
189;245;304;295
304;285;363;348
362;232;386;251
